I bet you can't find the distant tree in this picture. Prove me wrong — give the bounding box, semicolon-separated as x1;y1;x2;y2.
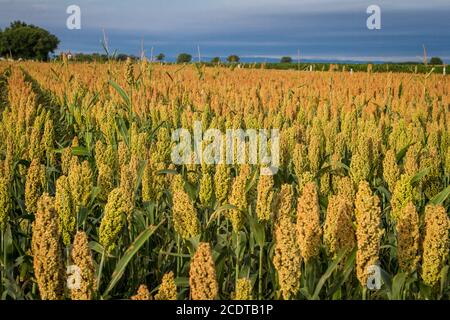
177;53;192;64
156;53;165;62
280;56;293;63
227;55;240;63
211;57;221;64
0;21;59;61
429;57;444;65
116;54;137;61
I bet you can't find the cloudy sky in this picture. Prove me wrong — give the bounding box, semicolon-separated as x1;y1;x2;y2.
1;0;449;62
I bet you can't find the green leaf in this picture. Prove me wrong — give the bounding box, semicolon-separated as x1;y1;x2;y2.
332;161;350;172
115;116;130;146
440;265;449;296
108;80;131;107
379;268;392;292
311;249;348;300
248;215;265;248
376;185;392;201
207;204;237;228
327;248;356;298
390;272;407;300
395;143;413;163
71;146;90;157
157;169;178;176
410;167;430;185
429;186;450;205
88;241;114;258
103;220;164;296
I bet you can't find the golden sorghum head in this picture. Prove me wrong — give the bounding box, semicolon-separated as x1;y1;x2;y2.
189;242;219;300
152;127;172;165
94;140;115;168
99;188;128;253
79;161;93;207
354;181;383;286
125;57;134;86
61;138;78;176
61;147;73;176
421;205;449;287
390;174;414;222
71;136;79;147
320;171;331;196
396;202;420;273
214;164;231;206
171;175;201;239
97;162;114;200
32;193;64;300
29;124;43;161
228;172;247;232
383;149;400;191
275;184;294;222
25;158;46;213
308;133;323;174
42;114;55;166
349;137;372;186
70;231;96;300
54;175;75;246
420;147;443;199
324;195;355;258
119;156;139;223
199;170;213;207
68;158;85;211
256;174;274;222
131;285;152;300
233;278;253;300
154;271;177;300
2;139;14;186
142;159;166;203
292;143;308;179
334;176;355;203
445;147;450;176
296;182;322;262
404;147;419;177
130;122;147;159
273;215;301;300
297;171;315;194
117;141;130;169
0;177;11;231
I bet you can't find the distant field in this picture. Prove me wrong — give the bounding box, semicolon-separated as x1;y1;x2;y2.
0;61;448;300
210;62;448;74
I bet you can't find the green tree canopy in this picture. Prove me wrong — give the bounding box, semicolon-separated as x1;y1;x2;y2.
177;53;192;64
280;56;293;63
429;57;444;65
0;21;59;61
156;53;165;62
211;57;221;64
227;55;240;63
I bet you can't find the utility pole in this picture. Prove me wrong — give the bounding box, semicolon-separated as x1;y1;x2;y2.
198;45;202;63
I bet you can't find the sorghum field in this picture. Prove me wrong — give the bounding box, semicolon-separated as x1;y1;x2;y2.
0;59;448;300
